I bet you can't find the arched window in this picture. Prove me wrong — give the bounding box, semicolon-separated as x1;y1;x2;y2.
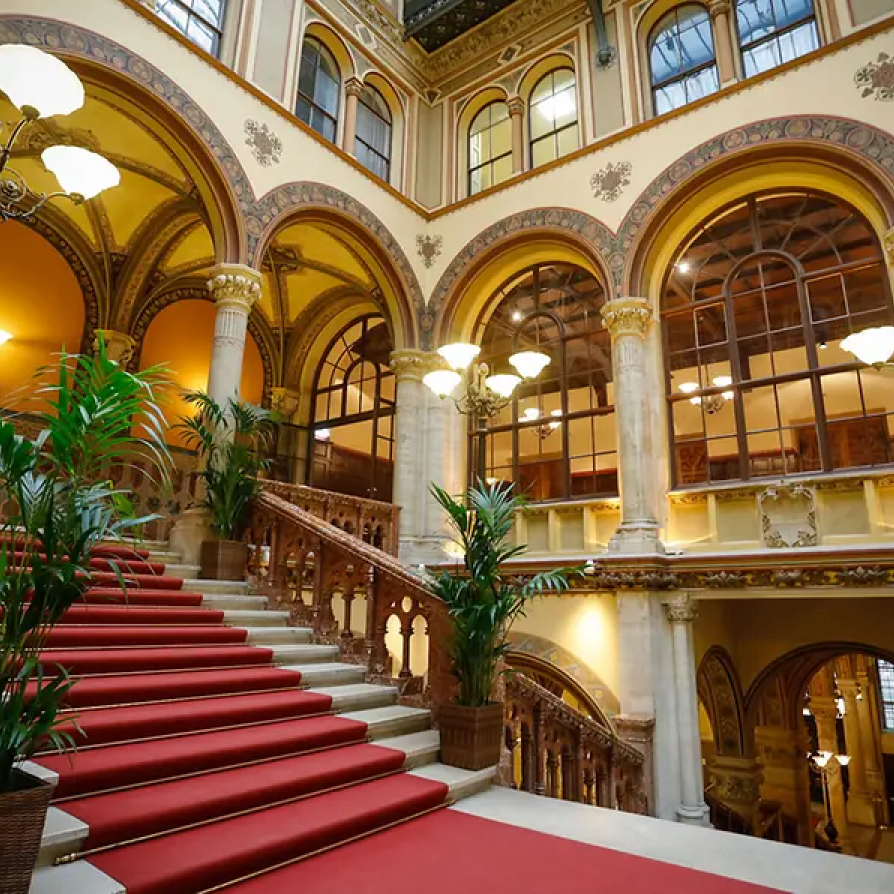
157;0;226;56
310;316;395;500
663;192;894;487
477;264;615;502
649;5;719;115
736;0;819;77
529;68;579;169
468;101;512;196
297;37;341;143
355;85;392;181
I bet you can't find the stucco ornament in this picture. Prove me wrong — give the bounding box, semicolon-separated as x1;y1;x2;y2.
758;483;818;549
244;119;282;166
416;234;442;268
590;161;632;202
854;52;894;101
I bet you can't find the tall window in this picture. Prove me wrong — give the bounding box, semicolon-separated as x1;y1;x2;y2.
663;192;894;487
736;0;819;77
356;85;392;182
649;5;719;115
468;102;512;196
529;68;579;168
310;316;395;501
297;37;340;143
879;660;894;730
477;264;615;502
157;0;226;56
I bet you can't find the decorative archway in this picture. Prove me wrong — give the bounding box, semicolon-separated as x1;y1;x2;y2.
697;646;748;757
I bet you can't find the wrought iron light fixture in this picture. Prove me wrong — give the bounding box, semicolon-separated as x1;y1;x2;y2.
678;375;734;415
0;44;120;221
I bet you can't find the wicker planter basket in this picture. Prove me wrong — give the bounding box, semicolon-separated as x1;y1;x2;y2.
0;769;56;894
438;702;504;771
200;539;248;581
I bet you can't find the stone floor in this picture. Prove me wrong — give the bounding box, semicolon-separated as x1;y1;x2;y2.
453;788;894;894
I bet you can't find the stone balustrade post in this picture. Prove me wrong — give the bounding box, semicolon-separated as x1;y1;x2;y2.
663;594;710;825
601;297;664;554
206;264;262;406
508;96;525;174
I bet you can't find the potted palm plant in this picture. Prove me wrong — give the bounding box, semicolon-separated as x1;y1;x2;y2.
0;339;171;893
176;392;273;581
428;480;579;771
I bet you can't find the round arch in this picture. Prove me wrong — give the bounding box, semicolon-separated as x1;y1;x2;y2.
0;16;248;264
517;52;577;104
301;20;356;82
248;189;421;350
430;209;614;346
455;86;510;201
618;117;894;301
697;646;749;757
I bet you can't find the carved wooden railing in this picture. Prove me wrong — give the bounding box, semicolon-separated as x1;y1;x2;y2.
246;489;454;706
504;674;648;814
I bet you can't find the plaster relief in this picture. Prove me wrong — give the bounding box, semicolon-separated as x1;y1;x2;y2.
758;483;818;549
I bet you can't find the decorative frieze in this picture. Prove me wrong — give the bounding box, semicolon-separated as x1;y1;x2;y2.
758;483;817;549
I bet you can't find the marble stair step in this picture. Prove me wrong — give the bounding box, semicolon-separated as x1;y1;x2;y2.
375;729;441;769
37;807;89;869
307;683;398;713
279;662;367;688
409;762;496;801
200;594;269;611
30;861;123;894
221;609;290;628
157;563;201;578
342;703;432;740
270;643;340;665
244;627;312;646
181;578;250;595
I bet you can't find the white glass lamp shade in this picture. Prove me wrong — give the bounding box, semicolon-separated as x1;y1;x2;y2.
841;326;894;366
509;351;550;380
836;754;851;767
314;428;330;441
484;374;521;398
423;369;461;398
522;407;541;421
0;45;85;118
678;381;702;405
437;342;480;371
0;330;11;346
41;146;120;200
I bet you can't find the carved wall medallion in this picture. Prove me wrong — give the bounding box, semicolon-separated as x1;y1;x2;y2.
758;484;817;549
854;52;894;102
590;161;632;202
416;234;442;268
244;119;282;167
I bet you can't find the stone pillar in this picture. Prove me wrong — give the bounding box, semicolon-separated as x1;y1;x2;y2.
856;664;887;824
707;755;764;830
663;594;710;826
270;386;304;484
342;77;364;156
708;0;737;85
600;297;663;554
838;678;875;826
508;96;525;174
206;265;262;406
93;329;136;365
756;725;813;845
812;697;854;854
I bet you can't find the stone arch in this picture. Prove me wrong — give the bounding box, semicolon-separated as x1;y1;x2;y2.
697;646;748;757
129;281;276;404
247;186;422;350
505;630;619;716
429;208;615;347
617;116;894;298
0;15;248;264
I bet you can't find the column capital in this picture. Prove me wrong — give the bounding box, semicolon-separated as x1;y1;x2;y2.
708;0;731;18
270;386;301;419
507;96;525;117
389;349;443;381
663;593;698;624
207;264;262;313
601;296;653;339
345;76;365;99
93;329;136;365
884;226;894;267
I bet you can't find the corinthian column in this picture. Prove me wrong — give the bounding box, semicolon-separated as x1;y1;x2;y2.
93;329;136;366
601;297;663;554
206;264;262;406
508;96;525;174
708;0;737;85
342;77;364;156
664;594;710;826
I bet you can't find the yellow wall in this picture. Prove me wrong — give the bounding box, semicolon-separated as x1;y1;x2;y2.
140;299;264;445
0;222;85;411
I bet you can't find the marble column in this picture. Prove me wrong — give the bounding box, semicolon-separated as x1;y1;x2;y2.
708;0;737;85
856;664;887;824
93;329;136;366
600;297;663;554
663;594;710;825
342;77;364;156
838;678;875;826
206;264;262;406
390;349;462;564
812;697;854;854
508;96;525;174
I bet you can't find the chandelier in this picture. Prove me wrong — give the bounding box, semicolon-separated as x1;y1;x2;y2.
841;326;894;369
0;45;120;221
522;406;562;439
678;375;734;415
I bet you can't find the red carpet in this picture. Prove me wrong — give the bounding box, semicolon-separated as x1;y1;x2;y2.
227;809;784;894
55;605;225;625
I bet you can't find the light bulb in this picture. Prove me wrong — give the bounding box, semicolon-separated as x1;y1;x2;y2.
437;343;479;371
423;369;461;398
523;407;541;421
509;351;550;379
712;376;732;388
41;146;120;199
841;326;894;367
0;45;85;118
0;330;12;346
837;754;851;767
676;260;690;274
314;428;330;441
485;374;521;398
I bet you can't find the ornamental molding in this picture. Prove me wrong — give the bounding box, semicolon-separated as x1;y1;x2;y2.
663;594;697;624
600;296;652;338
244;119;282;167
208;267;263;312
389;349;443;380
591;161;632;203
884;226;894;267
758;483;818;549
854;51;894;102
93;329;136;365
416;233;442;269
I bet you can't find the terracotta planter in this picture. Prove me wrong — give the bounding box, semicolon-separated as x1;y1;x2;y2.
200;539;248;581
0;769;55;894
438;702;504;771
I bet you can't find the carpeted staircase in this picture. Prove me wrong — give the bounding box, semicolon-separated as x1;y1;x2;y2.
29;539;494;894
